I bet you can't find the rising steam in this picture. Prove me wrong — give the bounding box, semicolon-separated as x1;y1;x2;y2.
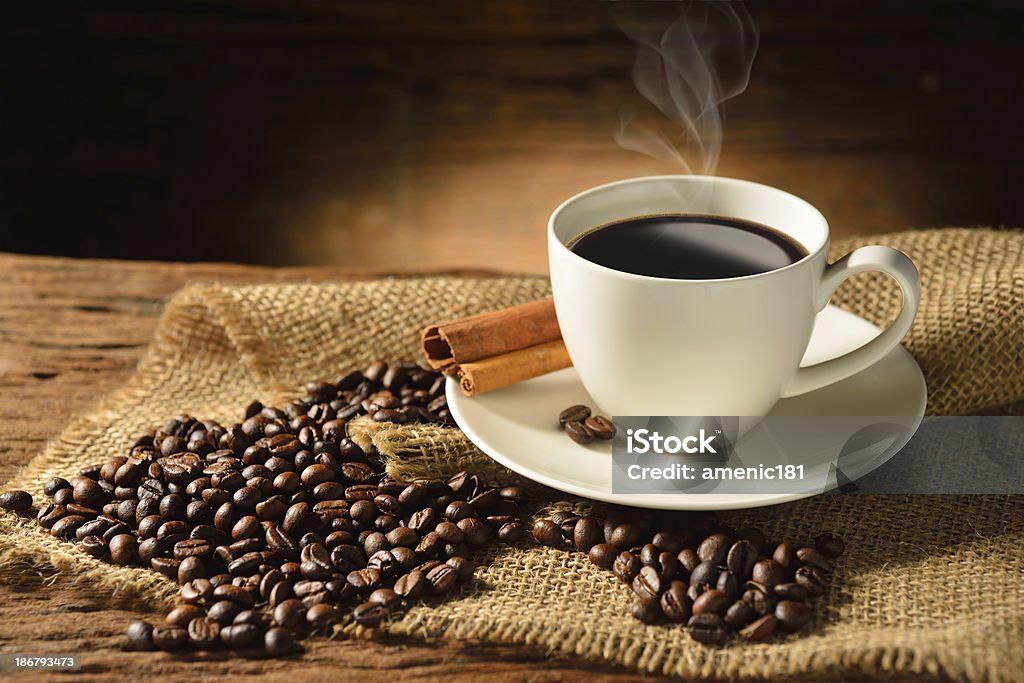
613;1;759;176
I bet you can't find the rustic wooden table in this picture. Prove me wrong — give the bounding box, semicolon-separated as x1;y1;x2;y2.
0;252;672;681
0;252;941;681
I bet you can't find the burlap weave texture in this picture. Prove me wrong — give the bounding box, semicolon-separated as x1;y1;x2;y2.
1;228;1022;681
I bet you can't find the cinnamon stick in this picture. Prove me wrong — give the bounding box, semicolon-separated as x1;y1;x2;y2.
421;298;571;396
457;340;571;396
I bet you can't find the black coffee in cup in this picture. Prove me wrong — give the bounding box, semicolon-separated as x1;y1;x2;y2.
567;214;807;280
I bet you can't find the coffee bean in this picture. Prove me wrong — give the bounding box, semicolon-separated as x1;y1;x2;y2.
776;599;812;631
583;415;615;440
306;603;341;630
273;599;307;628
184;616;220;649
739;614;778;641
178;556;207;584
125;620;155;651
558;404;591;426
53;488;74;505
264;627;295;657
150;557;182;580
531;519;562;546
347;568;382;592
394;570;427;599
726;540;758;579
181;578;214;604
742;581;778;616
151;625;189;651
815;532;846;559
299;542;333;580
630;597;662;624
689;560;720;588
608;522;643;549
697;533;731;565
81;535;108;558
724;600;757;629
688;613;729;646
692;588;728;616
794;565;827;596
173;538;211;560
456;518;491;547
660;580;692;623
266;523;300;560
231;515;262;541
751;559;785;587
43;477;70;497
588;543;618;569
213;584;255;607
716;570;739;603
166;604;205;627
0;490;32;511
796;546;834;572
50;514;86;539
368;588;401;609
228;551;262;577
353;600;390;628
772;542;796;572
572;516;603;552
426;563;458;594
497;520;527;542
774;582;808;601
221;623;262;649
677;548;699;573
564;420;593;445
612;551;641;584
631;565;663;600
109;534;138;565
73;478;106;508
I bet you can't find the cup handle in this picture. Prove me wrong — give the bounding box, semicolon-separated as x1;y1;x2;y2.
781;245;920;398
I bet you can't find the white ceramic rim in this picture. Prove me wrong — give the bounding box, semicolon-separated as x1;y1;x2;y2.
548;175;831;285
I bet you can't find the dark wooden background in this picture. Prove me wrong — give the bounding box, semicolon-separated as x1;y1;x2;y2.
3;0;1023;273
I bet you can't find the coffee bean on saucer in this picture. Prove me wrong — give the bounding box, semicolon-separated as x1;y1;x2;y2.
583;416;615;440
558;404;591;427
564;421;593;445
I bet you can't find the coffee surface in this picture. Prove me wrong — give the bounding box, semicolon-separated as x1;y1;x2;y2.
568;214;807;280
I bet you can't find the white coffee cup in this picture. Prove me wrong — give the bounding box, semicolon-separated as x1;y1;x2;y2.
548;175;919;418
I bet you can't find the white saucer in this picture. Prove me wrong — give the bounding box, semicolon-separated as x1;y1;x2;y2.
446;305;927;510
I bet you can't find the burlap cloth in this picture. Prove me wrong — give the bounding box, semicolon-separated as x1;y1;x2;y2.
2;228;1023;681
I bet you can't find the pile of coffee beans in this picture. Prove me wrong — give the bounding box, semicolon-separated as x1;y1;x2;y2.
532;509;844;645
17;361;529;656
558;404;616;445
